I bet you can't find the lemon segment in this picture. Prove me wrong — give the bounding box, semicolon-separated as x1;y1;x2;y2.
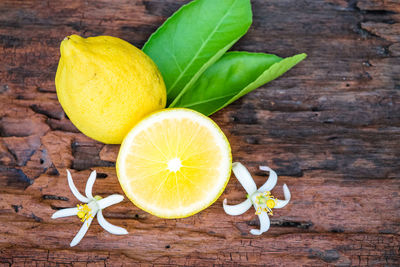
117;108;232;218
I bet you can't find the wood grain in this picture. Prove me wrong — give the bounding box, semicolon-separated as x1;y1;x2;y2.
0;0;399;265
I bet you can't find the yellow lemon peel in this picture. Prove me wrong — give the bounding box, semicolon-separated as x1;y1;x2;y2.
55;35;166;144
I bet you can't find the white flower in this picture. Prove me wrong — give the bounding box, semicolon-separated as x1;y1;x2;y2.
52;170;128;246
223;162;291;235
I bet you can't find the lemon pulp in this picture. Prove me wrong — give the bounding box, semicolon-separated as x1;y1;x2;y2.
117;108;232;218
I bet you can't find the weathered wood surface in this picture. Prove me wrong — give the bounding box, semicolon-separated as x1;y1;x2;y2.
0;0;399;266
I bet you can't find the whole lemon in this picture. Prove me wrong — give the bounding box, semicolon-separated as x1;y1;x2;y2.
55;35;166;144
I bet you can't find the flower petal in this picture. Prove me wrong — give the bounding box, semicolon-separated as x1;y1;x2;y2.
85;170;97;199
275;184;291;209
223;198;252;216
67;170;89;203
250;211;270;235
96;194;124;210
97;210;128;235
232;162;257;195
51;207;78;219
258;166;277;192
70;215;94;247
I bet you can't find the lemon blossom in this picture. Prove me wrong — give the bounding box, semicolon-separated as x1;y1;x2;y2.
52;170;128;246
223;162;291;235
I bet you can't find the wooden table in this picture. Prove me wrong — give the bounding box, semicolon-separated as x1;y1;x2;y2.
1;0;399;265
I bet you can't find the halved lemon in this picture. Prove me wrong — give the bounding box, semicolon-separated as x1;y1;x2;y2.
116;108;232;218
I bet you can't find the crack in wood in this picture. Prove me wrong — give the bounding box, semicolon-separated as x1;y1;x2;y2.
30;213;43;223
42;195;69;201
246;219;313;229
11;204;22;213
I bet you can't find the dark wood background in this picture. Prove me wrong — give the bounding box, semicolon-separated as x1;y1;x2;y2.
1;0;399;266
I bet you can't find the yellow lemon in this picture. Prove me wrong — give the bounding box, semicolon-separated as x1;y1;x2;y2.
55;35;166;144
116;108;232;218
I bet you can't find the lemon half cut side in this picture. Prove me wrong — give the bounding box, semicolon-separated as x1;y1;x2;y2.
116;108;232;218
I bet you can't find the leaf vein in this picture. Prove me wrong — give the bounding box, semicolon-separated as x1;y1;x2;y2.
168;0;239;94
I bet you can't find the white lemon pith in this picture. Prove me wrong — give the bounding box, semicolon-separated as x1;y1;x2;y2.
117;108;232;218
55;35;166;144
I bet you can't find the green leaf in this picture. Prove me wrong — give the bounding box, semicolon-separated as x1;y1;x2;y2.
142;0;252;106
173;52;307;116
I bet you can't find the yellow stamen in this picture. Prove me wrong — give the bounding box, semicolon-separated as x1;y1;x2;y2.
255;206;262;215
76;204;93;222
266;199;276;209
254;191;277;216
264;191;271;197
